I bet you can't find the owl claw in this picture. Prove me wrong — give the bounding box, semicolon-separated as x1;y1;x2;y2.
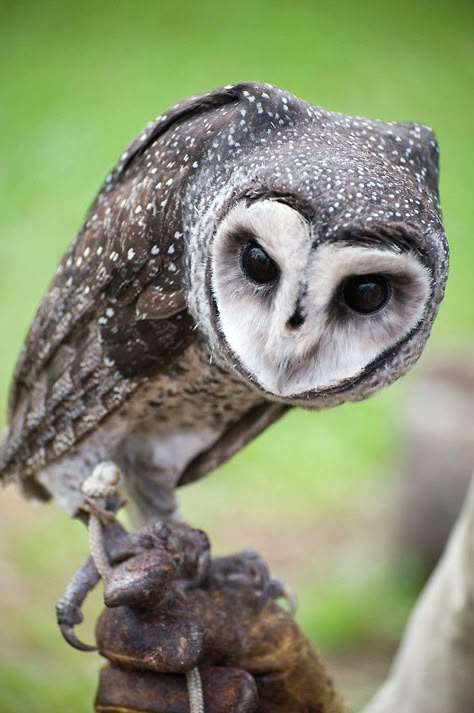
268;577;297;614
58;622;97;652
56;554;101;652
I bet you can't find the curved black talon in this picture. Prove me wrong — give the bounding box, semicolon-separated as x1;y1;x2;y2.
268;576;297;614
57;618;97;652
56;555;100;651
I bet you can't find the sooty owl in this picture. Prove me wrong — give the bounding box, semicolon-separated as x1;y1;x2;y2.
0;82;448;523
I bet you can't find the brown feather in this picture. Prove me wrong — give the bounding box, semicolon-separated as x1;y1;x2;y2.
0;86;244;483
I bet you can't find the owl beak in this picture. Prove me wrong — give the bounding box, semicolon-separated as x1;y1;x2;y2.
285;295;306;331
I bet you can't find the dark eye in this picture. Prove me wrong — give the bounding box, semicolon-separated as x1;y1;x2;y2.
241;241;280;285
342;274;390;314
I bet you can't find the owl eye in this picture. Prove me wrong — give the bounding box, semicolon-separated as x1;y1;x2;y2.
240;241;280;285
342;274;390;314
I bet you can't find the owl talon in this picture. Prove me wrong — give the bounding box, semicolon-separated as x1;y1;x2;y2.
58;622;97;653
56;554;100;652
268;577;297;614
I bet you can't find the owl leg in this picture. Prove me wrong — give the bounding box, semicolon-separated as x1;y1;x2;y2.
55;516;162;652
55;515;129;652
55;462;133;651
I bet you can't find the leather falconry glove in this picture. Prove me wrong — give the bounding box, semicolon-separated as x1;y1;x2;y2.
94;545;349;713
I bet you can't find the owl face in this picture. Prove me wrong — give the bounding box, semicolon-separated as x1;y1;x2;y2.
211;198;432;402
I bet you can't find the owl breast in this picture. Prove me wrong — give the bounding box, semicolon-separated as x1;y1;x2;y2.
35;339;262;522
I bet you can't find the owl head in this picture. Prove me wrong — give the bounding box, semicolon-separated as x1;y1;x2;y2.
88;80;446;410
185;84;448;407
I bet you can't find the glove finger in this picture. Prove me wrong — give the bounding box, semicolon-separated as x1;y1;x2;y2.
191;589;349;713
104;548;177;608
96;592;204;673
254;663;349;713
95;665;258;713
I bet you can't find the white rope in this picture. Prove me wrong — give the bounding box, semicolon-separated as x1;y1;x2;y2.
83;461;120;579
186;667;205;713
88;513;112;579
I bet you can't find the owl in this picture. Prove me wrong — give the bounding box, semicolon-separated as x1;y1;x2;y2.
0;82;448;523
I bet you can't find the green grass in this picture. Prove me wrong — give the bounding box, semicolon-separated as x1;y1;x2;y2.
298;564;421;651
0;0;473;710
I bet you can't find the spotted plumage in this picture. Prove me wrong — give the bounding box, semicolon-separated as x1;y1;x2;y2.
0;82;448;521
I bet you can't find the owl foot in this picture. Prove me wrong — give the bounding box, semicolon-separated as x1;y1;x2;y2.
56;517;128;651
56;554;100;651
209;550;296;612
209;550;270;594
58;465;211;713
57;520;209;713
56;462;126;651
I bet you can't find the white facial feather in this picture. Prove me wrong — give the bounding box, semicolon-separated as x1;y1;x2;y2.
212;200;431;398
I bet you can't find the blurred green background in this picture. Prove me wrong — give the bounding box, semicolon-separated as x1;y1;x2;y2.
0;0;473;710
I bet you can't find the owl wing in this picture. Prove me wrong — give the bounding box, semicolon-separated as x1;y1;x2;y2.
0;85;250;488
177;402;289;487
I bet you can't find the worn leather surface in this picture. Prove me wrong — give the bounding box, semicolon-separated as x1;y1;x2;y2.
94;551;349;713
